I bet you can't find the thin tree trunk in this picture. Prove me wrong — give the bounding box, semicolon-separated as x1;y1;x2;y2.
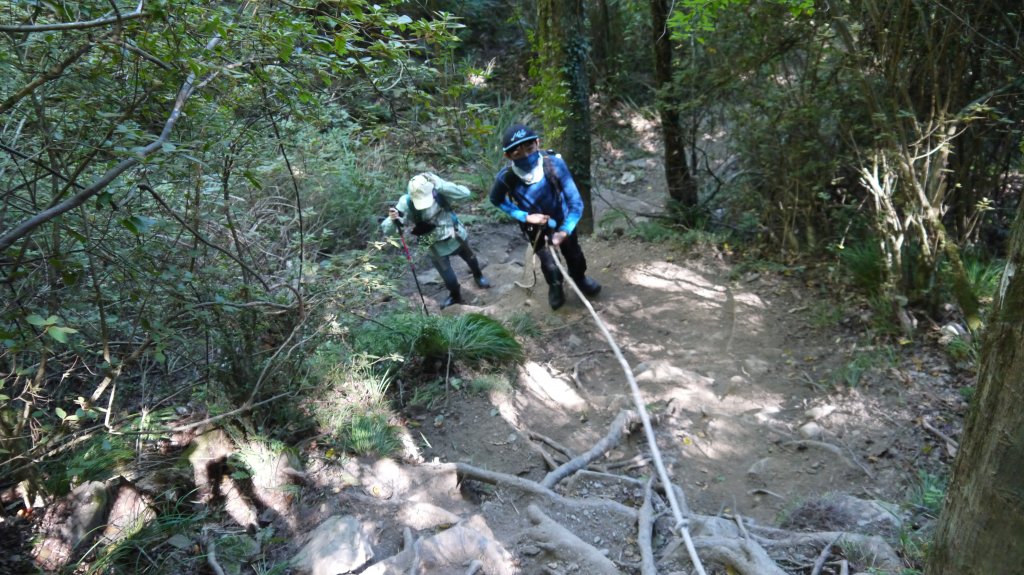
563;2;593;235
650;0;698;216
537;0;593;234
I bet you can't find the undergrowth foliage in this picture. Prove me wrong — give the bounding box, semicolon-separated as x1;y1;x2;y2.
306;312;523;456
354;312;524;367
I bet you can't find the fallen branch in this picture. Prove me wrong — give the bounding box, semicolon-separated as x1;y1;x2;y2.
526;430;577;461
540;409;639;489
921;418;959;455
748;488;786;500
522;437;561;471
602;453;651;471
781;440;871;476
571;469;645;487
810;534;842;575
203;534;227;575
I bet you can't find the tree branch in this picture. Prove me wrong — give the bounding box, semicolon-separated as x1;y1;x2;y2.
0;40;99;115
0;36;221;252
0;10;146;33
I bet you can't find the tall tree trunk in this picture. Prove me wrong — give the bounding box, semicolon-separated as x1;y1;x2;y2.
650;0;698;217
537;0;593;234
927;202;1024;573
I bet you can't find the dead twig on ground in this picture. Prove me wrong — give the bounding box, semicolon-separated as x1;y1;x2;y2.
526;430;577;461
781;440;872;477
602;453;651;471
571;469;645;487
810;534;842;575
540;410;639;489
748;488;787;500
523;436;561;471
921;417;959;455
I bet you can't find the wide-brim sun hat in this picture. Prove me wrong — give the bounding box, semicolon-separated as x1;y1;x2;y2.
502;124;539;152
408;173;435;210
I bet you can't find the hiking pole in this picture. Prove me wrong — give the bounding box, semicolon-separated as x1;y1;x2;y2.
396;221;430;316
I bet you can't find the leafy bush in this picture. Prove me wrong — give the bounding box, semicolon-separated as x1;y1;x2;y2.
44;434;136;496
838;241;887;295
961;253;1004;303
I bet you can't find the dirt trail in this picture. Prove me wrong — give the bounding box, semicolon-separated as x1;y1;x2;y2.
388;127;966;572
416;229;902;527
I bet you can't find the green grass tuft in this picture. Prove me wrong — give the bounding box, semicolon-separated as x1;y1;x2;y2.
343;413;402;456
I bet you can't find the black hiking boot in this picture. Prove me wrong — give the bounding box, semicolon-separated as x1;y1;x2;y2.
548;282;565;310
474;274;492;289
574;276;601;297
441;291;463;309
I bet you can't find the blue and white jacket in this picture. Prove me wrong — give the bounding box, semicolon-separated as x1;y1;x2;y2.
489;154;584;235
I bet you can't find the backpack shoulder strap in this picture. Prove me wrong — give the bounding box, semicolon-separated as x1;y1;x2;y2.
433;190;460;226
542;154;561;195
499;167;525;208
542;154;567;217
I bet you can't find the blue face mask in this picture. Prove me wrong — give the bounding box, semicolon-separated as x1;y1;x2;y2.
513;150;541;171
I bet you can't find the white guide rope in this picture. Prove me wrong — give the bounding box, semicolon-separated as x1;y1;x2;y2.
550;246;707;575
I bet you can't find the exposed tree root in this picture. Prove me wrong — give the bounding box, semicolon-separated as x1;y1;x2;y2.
637;478;657;575
523;504;619;575
453;462;638;520
455;456;902;574
689;536;789;575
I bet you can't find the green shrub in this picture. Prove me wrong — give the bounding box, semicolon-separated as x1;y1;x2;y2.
838;240;886;295
830;347;895;388
45;434;136;496
961;253;1004;303
628;221;679;243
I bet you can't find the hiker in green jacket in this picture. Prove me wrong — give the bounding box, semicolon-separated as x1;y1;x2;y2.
381;172;490;309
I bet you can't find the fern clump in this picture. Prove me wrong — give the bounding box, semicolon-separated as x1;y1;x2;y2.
353;312;523;365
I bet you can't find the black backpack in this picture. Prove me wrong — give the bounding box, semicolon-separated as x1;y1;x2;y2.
405;190;456;236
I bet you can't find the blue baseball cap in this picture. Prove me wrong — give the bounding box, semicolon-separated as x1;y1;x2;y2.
502;124;539;152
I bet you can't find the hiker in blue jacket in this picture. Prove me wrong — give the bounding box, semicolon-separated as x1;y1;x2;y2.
489;124;601;310
382;172;490;309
